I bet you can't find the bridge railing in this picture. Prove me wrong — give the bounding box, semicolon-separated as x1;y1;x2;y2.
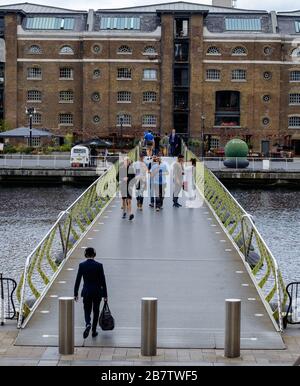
183;143;288;331
16;147;139;328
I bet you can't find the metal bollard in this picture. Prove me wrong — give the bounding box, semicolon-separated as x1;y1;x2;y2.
224;299;241;358
141;297;157;356
58;297;74;355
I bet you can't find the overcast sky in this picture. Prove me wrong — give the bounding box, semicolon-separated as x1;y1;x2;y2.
0;0;298;12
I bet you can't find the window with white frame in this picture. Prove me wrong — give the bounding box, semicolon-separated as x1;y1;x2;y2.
232;46;247;56
117;91;131;102
28;45;42;54
117;114;131;126
142;115;157;126
27;90;41;102
289;116;300;128
59;45;74;55
59;90;74;103
143;69;157;80
291;47;300;58
100;17;140;30
117;68;132;79
59;113;73;125
232;69;246;81
206;46;221;56
117;45;132;54
295;21;300;33
143;91;157;102
143;46;157;55
27;113;41;125
27;67;42;79
59;67;73;79
290;71;300;82
210;138;219;149
27;136;41;147
289;93;300;105
206;69;220;81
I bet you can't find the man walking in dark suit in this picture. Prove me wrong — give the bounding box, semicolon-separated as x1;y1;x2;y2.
74;247;108;339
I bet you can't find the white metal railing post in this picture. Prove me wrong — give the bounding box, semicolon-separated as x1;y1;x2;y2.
17;259;30;329
54;155;56;168
20;154;23;168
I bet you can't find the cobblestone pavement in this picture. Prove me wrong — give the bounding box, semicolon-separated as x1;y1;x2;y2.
0;327;299;366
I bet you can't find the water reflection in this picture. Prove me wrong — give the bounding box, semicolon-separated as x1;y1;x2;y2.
0;186;85;282
231;188;300;284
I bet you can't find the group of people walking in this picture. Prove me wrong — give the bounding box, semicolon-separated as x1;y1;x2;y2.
143;129;181;157
119;152;197;218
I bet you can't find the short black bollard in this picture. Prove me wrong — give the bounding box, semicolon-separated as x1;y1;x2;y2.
58;297;74;355
141;297;157;356
224;298;241;358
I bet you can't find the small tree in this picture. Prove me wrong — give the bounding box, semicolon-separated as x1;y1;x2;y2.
0;120;10;133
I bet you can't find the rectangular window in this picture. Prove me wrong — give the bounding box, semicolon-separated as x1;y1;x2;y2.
210;138;220;149
59;113;73;125
290;71;300;82
289;93;300;105
143;91;157;102
27;90;41;102
59;68;73;79
117;91;131;102
117;114;131;126
142;115;157;126
117;68;132;79
225;18;262;31
232;69;246;81
26;17;75;30
295;21;300;33
100;17;140;30
27;113;41;125
27;136;41;147
27;67;42;79
59;91;74;103
289;116;300;128
206;69;220;81
143;69;157;80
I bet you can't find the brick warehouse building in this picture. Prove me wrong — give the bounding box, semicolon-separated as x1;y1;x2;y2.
0;1;300;154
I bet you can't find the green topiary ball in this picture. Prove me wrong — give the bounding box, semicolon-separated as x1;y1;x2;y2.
225;139;248;158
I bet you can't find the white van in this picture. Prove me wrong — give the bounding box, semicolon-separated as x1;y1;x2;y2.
70;145;90;167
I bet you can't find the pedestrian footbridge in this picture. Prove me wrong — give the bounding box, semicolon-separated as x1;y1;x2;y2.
14;144;288;349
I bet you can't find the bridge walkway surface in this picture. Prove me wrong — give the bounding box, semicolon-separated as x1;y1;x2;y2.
15;158;285;350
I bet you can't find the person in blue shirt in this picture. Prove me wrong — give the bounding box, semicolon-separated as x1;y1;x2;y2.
150;156;169;211
144;130;154;157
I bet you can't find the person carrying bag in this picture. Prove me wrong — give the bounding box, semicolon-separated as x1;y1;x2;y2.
99;301;115;330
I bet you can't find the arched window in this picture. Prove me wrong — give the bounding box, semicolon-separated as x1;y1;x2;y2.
59;45;74;55
231;46;247;56
206;46;221;56
117;114;131;126
291;47;300;58
143;46;157;55
117;45;132;54
28;45;42;54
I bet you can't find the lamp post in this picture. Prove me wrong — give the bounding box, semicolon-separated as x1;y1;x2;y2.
201;114;205;160
26;107;36;147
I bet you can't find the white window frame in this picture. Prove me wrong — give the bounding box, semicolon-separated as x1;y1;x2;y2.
143;69;157;81
59;45;74;55
206;69;221;81
117;45;132;55
143;91;157;103
59;67;73;80
210;138;220;149
27;113;42;125
117;114;131;127
117;91;132;103
289;93;300;105
142;115;157;127
27;90;42;102
206;46;221;56
27;67;42;80
232;46;248;56
59;90;74;103
143;46;157;56
288;116;300;128
28;45;42;54
231;69;247;81
117;68;132;80
290;71;300;82
27;136;41;147
59;113;73;126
